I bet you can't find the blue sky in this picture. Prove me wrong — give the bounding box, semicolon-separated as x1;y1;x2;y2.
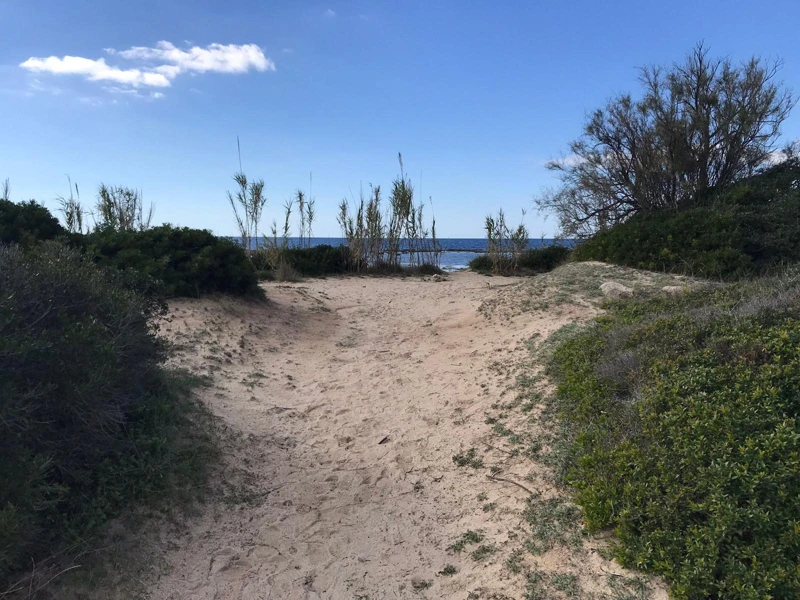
2;0;799;237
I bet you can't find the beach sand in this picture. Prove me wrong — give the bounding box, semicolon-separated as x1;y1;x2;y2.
111;268;671;599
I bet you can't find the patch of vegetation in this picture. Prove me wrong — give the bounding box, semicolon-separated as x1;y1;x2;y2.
0;197;264;299
0;198;65;248
83;224;263;298
452;447;484;469
470;244;572;275
550;573;581;599
522;494;583;554
337;154;441;272
572;160;800;280
524;569;548;600
257;244;349;276
438;564;457;576
523;569;585;600
0;243;216;590
546;269;800;598
447;530;485;553
470;544;497;561
505;549;524;574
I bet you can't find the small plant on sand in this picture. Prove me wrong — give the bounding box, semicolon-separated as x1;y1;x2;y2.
505;549;524;574
550;573;581;599
452;447;484;468
470;544;496;561
438;564;457;576
447;530;485;553
523;494;583;554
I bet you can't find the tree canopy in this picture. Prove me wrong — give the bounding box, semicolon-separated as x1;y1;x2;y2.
537;44;795;237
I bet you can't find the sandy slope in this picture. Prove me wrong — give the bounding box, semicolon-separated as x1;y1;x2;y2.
138;269;668;600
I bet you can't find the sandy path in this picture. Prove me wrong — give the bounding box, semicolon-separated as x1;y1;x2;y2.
141;271;663;600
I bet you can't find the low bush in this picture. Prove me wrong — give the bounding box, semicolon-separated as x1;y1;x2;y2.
519;245;572;272
83;225;263;298
571;207;753;278
0;243;215;590
572;160;800;279
470;245;571;275
277;244;350;277
546;273;800;599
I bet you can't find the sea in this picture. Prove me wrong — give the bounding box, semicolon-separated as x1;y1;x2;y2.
245;237;574;272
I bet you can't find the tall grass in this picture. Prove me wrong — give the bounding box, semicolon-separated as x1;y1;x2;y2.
227;172;266;253
484;208;529;273
96;184;155;231
56;176;87;234
338;154;441;271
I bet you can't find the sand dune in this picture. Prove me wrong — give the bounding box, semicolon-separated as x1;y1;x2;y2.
125;269;668;600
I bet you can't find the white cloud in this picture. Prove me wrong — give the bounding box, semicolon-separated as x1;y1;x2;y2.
21;55;170;87
21;41;273;97
112;41;274;75
282;48;294;54
324;8;336;17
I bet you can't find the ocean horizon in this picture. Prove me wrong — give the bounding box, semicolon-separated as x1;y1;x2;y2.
234;237;575;271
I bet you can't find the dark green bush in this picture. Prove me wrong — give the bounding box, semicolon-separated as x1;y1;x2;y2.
571;207;754;278
470;245;572;275
546;275;800;599
468;253;492;272
519;245;572;272
572;161;800;279
280;244;350;276
0;199;65;248
0;243;214;589
84;225;263;298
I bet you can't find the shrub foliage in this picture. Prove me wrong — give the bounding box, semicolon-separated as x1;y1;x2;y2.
0;243;214;589
572;160;800;279
546;275;800;599
82;224;262;298
0;198;65;248
470;245;572;275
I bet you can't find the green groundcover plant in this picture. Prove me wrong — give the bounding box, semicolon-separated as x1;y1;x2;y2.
546;275;800;599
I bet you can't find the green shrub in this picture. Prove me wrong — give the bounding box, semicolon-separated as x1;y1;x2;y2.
0;199;65;248
279;244;349;276
0;243;214;588
519;245;572;272
84;225;263;298
572;207;753;278
546;275;800;599
470;245;572;275
572;161;800;279
468;253;492;272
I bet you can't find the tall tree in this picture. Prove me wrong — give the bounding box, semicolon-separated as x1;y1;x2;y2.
538;44;795;237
